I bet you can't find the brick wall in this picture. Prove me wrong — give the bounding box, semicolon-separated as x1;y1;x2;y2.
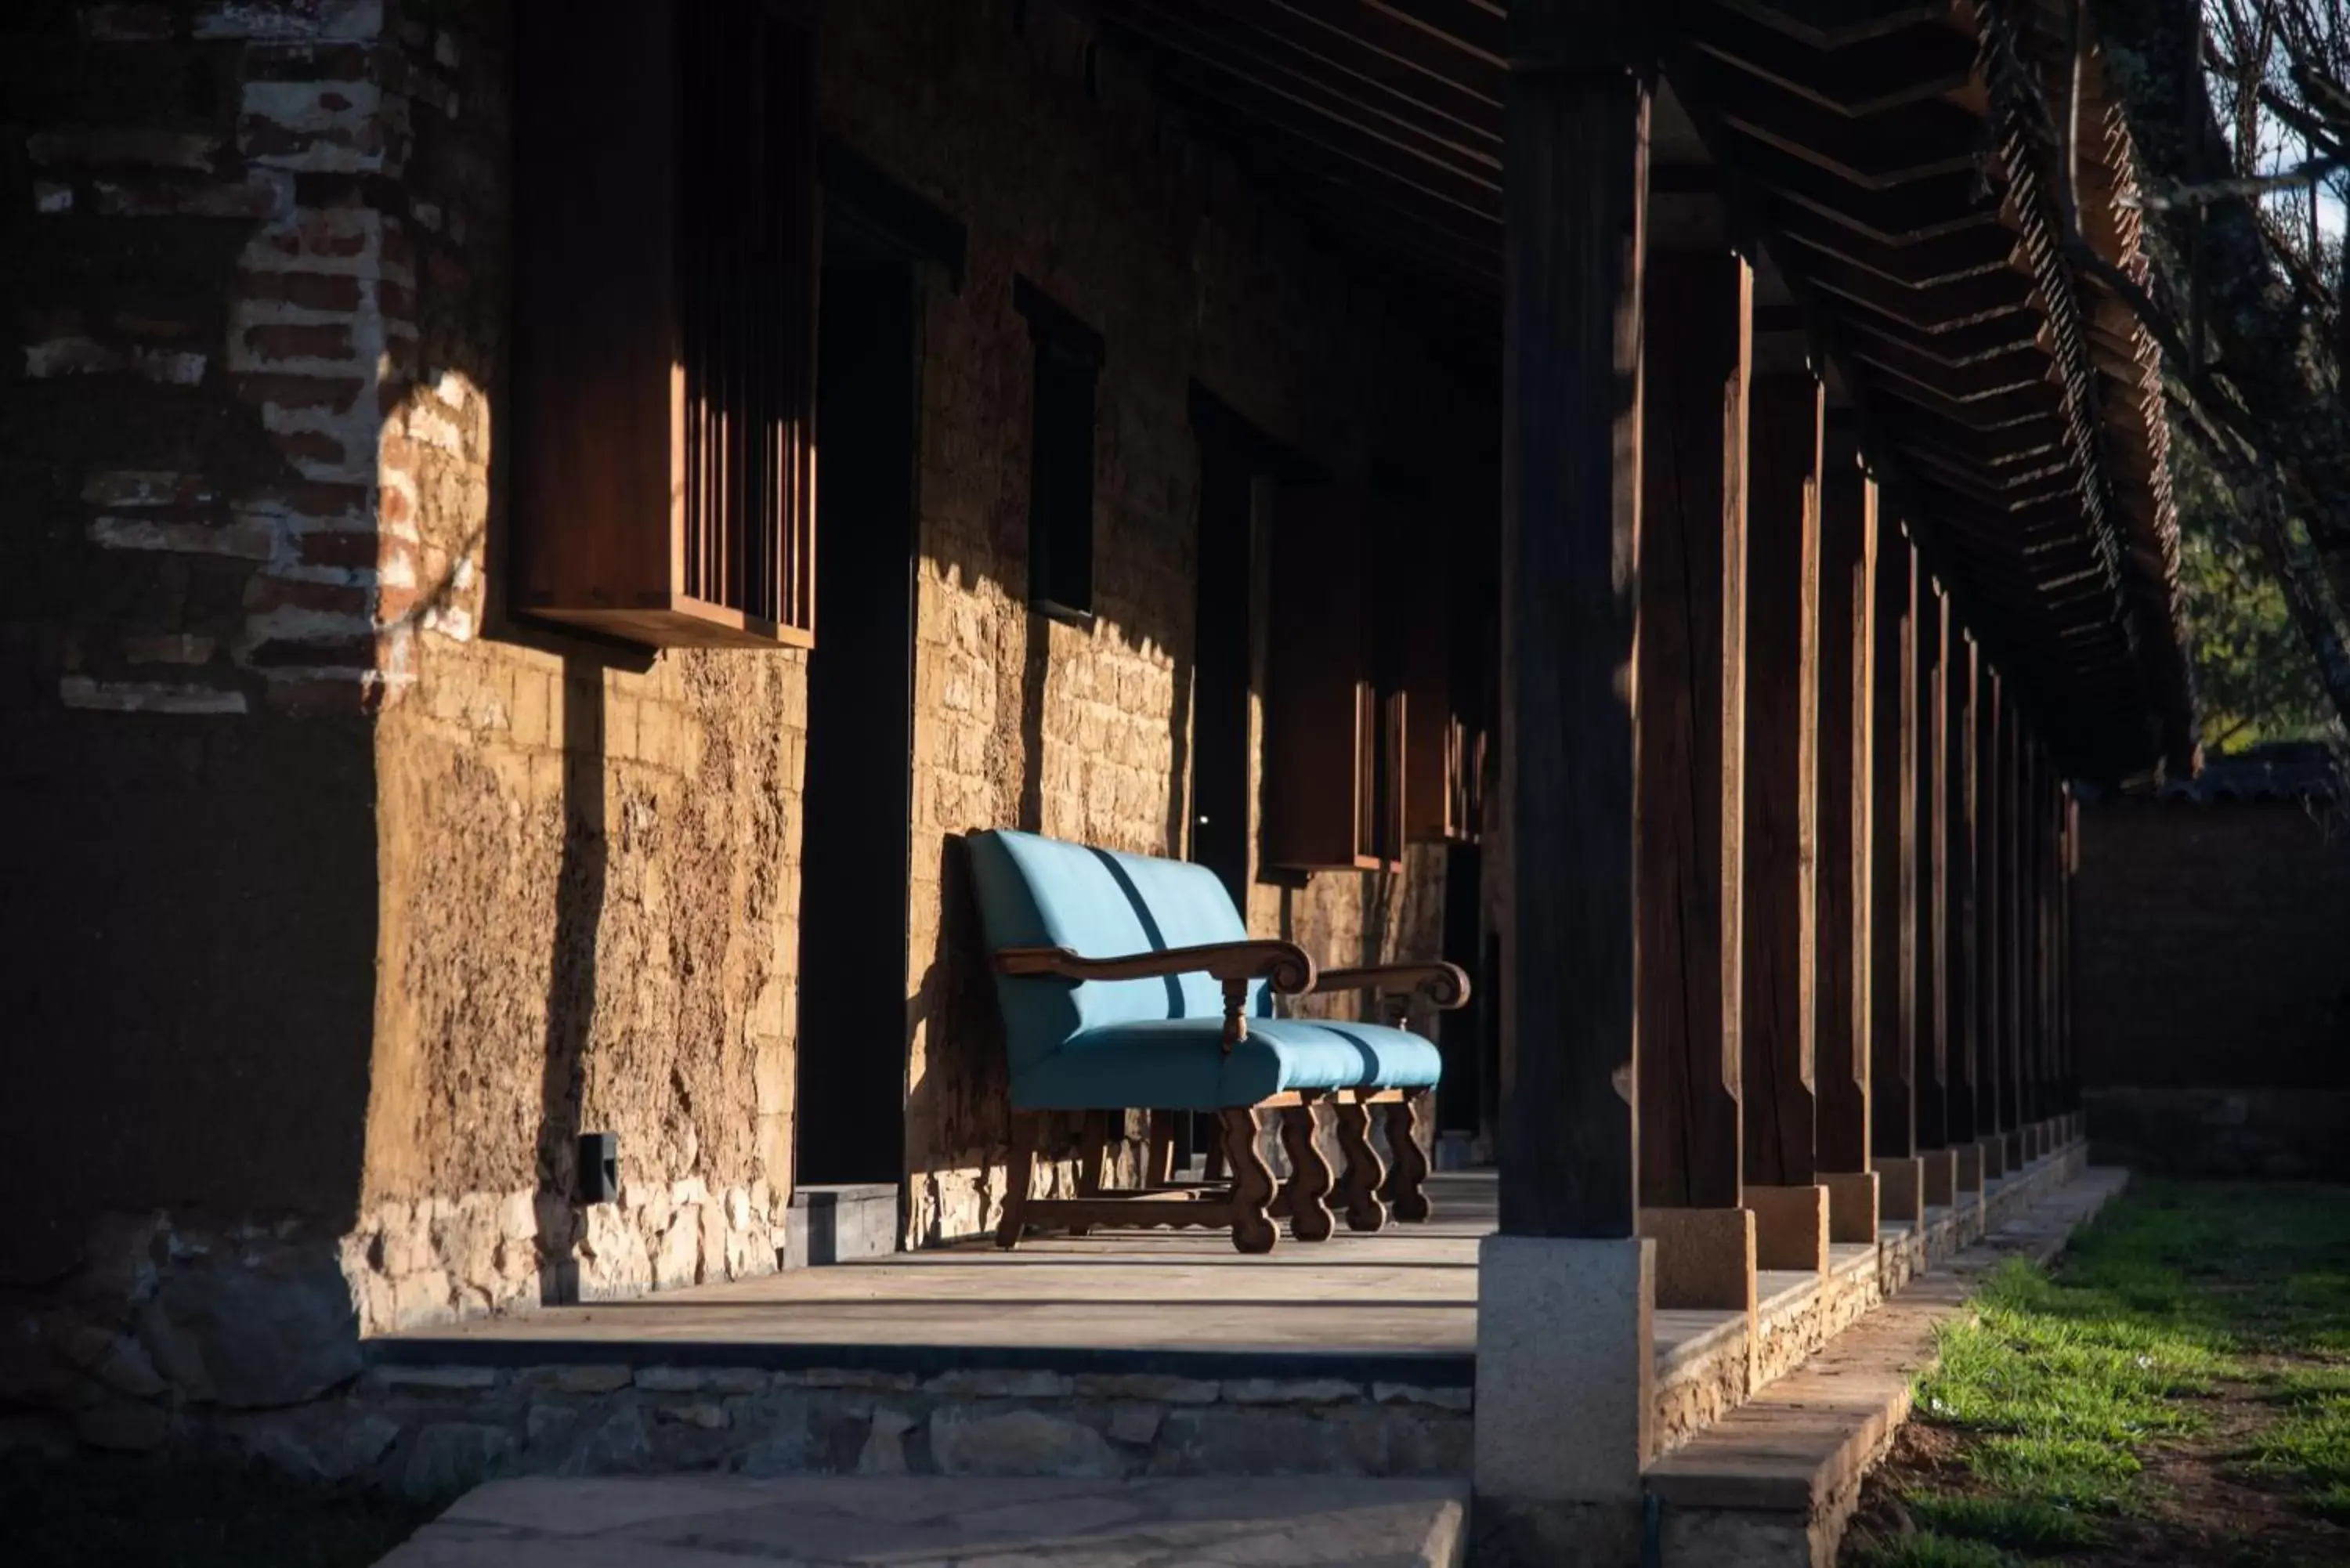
2075;798;2350;1175
1;0;1492;1449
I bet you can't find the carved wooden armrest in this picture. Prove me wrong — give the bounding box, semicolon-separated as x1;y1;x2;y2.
1310;962;1472;1011
995;941;1317;1049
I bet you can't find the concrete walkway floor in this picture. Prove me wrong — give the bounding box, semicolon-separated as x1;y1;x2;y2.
377;1473;1470;1567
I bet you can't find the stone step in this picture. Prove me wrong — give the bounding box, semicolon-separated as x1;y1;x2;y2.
1642;1165;2128;1568
376;1474;1471;1567
786;1183;900;1267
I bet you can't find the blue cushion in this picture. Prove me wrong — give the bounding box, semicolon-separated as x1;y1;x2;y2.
964;828;1444;1109
1010;1017;1444;1111
967;829;1266;1075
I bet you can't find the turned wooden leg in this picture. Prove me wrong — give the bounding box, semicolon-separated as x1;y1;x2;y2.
1332;1096;1388;1232
996;1112;1038;1250
1278;1102;1335;1241
1217;1106;1278;1255
1385;1089;1434;1223
1147;1110;1178;1187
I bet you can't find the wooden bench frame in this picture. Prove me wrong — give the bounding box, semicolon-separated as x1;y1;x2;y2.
991;941;1466;1253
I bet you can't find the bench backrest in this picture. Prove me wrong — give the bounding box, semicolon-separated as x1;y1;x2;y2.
966;829;1267;1074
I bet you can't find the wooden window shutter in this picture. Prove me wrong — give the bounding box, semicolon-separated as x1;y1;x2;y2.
1402;526;1485;844
513;0;818;649
1264;485;1405;872
1014;280;1104;625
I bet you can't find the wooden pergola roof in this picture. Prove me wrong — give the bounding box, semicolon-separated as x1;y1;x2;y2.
1094;0;2200;781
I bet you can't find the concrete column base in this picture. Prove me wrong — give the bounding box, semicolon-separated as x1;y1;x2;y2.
2005;1129;2025;1170
1819;1170;1880;1244
1475;1235;1654;1515
1637;1207;1758;1314
1875;1157;1925;1229
1977;1136;2008;1181
1919;1148;1958;1208
1472;1500;1645;1568
1744;1184;1831;1274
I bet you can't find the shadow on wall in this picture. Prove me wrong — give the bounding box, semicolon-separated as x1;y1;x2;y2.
534;659;606;1299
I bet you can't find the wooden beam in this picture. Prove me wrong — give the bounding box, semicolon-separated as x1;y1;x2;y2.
1815;419;1875;1173
1870;529;1918;1161
1495;0;1647;1238
1636;247;1752;1212
1697;60;1986;190
1147;0;1502;127
1721;135;2005;247
1113;2;1502;172
1712;0;1962;52
1801;255;2039;338
1690;3;1976;117
1256;0;1505;103
1769;201;2023;288
1742;369;1824;1187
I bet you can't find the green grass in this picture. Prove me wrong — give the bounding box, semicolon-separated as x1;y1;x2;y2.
1890;1180;2350;1550
1853;1531;2019;1568
0;1451;443;1568
1901;1492;2105;1552
2252;1390;2350;1522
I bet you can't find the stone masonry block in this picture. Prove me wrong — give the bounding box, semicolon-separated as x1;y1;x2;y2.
1744;1186;1830;1275
1476;1235;1654;1505
1639;1207;1758;1315
1819;1170;1880;1245
1875;1157;1925;1229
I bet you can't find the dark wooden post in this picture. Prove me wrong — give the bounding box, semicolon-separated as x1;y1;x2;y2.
2030;738;2049;1128
1869;532;1916;1164
2061;787;2078;1114
1914;582;1947;1151
2002;697;2026;1149
1944;630;1979;1147
1495;0;1647;1239
1633;248;1749;1212
1813;421;1873;1175
1976;670;2005;1148
2049;752;2068;1123
1741;370;1822;1188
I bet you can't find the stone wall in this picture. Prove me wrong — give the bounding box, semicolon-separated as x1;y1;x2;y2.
3;0;1489;1450
2075;798;2350;1175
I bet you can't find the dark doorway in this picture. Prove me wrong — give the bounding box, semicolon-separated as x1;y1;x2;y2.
793;236;920;1188
1190;392;1256;910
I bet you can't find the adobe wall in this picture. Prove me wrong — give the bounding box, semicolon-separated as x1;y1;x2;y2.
825;0;1488;1243
2;0;1488;1448
2075;798;2350;1176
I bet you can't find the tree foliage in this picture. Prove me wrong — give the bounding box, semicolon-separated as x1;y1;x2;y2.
2168;424;2340;749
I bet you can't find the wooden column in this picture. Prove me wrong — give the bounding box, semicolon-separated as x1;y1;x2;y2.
1943;630;1979;1145
2049;752;2068;1123
1634;248;1749;1212
2030;738;2049;1128
1495;1;1647;1237
1914;582;1947;1149
2061;788;2078;1112
1813;421;1873;1174
1976;670;2005;1143
1869;532;1916;1162
1741;371;1822;1188
2012;714;2030;1142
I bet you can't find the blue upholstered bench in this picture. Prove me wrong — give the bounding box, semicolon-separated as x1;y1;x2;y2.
967;828;1464;1253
